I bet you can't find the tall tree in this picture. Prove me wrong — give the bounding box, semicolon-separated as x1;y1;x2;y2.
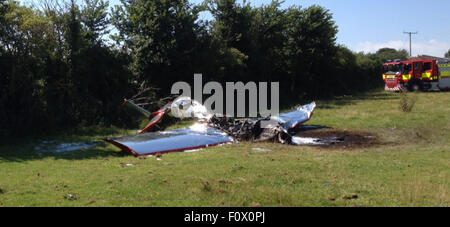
374;48;409;62
286;5;338;97
206;0;253;81
112;0;201;93
248;1;288;82
81;0;110;45
0;0;53;134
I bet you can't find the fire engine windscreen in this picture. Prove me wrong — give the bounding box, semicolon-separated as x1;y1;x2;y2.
383;64;403;75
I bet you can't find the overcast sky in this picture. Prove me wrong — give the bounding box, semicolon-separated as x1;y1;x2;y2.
19;0;450;57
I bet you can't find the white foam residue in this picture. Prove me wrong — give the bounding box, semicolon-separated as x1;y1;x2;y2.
291;136;325;146
189;123;208;132
34;141;97;153
183;148;203;153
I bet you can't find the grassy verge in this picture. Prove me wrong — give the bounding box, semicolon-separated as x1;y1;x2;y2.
0;90;448;206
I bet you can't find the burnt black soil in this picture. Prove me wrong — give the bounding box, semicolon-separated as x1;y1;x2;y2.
294;129;382;149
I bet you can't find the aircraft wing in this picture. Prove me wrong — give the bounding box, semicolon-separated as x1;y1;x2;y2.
105;123;233;156
275;102;316;130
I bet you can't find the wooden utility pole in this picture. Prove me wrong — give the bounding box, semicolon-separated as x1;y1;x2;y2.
403;31;418;57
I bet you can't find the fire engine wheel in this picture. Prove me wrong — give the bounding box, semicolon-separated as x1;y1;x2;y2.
407;81;421;92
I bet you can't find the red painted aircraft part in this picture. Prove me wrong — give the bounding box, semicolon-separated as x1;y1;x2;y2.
139;110;166;134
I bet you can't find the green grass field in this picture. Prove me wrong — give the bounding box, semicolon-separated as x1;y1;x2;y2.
0;90;448;207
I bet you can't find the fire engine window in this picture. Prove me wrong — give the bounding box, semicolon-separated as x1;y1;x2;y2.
423;62;432;71
414;62;421;72
404;64;411;73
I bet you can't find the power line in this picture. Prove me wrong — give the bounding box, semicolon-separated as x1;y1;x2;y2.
403;31;418;57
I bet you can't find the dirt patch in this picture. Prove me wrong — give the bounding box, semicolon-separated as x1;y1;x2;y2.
293;129;382;149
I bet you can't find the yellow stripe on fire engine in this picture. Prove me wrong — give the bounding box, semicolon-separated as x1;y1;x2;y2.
421;72;432;79
441;71;450;78
382;74;386;80
403;74;411;80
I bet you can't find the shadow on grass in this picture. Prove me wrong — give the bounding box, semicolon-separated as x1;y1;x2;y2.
0;140;127;162
0;119;195;162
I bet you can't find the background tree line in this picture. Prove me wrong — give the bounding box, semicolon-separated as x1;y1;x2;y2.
0;0;408;137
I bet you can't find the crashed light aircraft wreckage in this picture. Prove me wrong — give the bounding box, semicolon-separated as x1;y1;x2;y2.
105;97;316;156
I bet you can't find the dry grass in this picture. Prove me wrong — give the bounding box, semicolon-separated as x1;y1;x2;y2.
399;91;418;113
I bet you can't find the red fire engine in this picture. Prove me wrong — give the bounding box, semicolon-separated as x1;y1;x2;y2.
383;58;450;91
